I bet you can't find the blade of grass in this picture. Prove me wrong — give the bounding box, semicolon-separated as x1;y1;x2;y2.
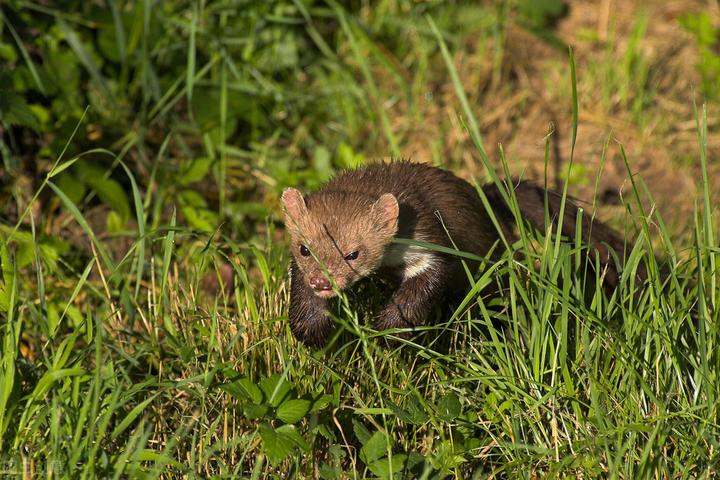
160;208;177;336
187;5;198;104
119;160;147;301
57;18;114;102
3;17;45;94
47;181;115;271
426;15;488;166
0;247;18;450
8;109;91;241
330;1;400;156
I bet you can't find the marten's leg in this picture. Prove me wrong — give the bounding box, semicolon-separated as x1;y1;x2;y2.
374;257;451;336
289;261;333;347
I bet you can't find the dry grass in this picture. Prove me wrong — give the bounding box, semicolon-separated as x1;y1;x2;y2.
368;1;718;241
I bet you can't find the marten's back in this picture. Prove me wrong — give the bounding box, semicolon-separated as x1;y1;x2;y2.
321;162;501;256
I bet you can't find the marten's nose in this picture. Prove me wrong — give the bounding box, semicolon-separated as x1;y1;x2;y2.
309;276;331;291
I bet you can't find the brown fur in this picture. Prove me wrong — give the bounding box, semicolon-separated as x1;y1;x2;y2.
282;162;637;347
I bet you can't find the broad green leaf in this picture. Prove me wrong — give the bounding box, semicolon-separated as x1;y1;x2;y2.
179;190;207;208
310;393;334;413
55;173;86;204
276;424;310;451
107;210;124;233
239;377;263;404
437;392;462;422
85;176;131;223
180;206;216;232
180;157;213;185
221;377;263;404
259;374;292;408
0;91;40;130
258;423;294;466
319;464;341;480
244;403;269;420
387;397;427;426
276;399;310;424
312;145;333;180
336;142;365;169
369;454;407;479
359;431;388;465
0;42;17;62
405;396;429;424
352;419;371;445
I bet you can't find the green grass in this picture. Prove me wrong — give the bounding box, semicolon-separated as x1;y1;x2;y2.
2;1;720;478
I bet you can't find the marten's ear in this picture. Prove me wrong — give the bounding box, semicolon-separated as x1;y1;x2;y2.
282;188;307;224
371;193;399;238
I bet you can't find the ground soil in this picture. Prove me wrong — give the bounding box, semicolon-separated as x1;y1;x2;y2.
385;0;719;242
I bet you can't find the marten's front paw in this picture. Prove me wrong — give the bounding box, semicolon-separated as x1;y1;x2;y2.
374;303;422;342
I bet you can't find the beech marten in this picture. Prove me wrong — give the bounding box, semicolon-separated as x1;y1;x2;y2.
282;162;637;347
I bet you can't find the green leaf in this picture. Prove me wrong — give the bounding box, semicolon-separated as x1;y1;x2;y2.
312;146;333;180
437;392;462;422
57;18;112;100
47;302;60;337
0;243;11;312
276;424;310;451
319;464;341;480
111;394;159;440
180;206;216;232
352;419;371;445
48;181;114;271
15;240;34;269
259;374;292;408
0;91;40;130
369;454;407;479
258;423;294;466
64;305;83;329
518;0;568;29
222;376;262;403
106;210;124;233
313;423;336;442
387;396;428;425
48;157;80;178
406;396;429;424
336;142;365;169
28;368;85;402
276;399;310;424
190;87;245;141
179;190;207;208
85;176;131;223
244;403;270;420
359;431;388;465
0;42;17;62
310;393;334;413
54;172;86;206
180;157;214;185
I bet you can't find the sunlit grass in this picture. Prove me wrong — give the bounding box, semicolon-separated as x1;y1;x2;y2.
1;1;719;478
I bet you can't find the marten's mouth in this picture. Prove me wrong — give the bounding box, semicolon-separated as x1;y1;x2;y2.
314;289;336;298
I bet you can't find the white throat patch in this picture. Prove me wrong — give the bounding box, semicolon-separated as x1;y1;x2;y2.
382;241;437;280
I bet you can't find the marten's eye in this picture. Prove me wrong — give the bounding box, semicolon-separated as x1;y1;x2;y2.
344;251;359;261
299;245;311;257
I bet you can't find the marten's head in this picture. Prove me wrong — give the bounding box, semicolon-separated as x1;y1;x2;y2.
282;188;399;297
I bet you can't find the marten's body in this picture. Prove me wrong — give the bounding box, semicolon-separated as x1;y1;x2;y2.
282;162;633;347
